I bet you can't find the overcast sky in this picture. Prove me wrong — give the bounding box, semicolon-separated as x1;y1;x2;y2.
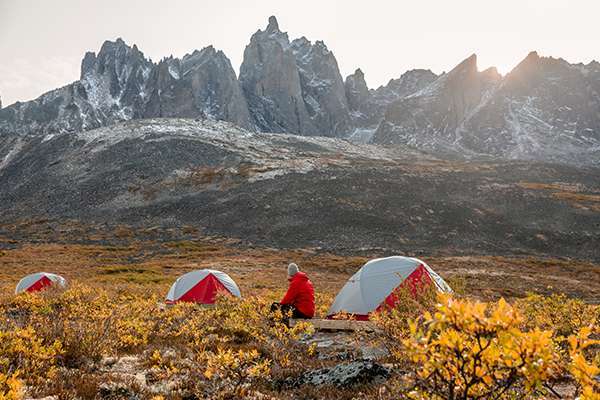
1;0;598;106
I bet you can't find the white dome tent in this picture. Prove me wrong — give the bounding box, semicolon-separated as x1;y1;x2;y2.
166;269;241;305
327;256;452;320
15;272;67;294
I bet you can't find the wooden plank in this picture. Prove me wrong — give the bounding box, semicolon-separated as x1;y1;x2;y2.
290;318;378;332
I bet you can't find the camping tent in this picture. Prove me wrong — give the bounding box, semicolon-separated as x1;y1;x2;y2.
166;269;241;305
327;256;451;320
15;272;67;294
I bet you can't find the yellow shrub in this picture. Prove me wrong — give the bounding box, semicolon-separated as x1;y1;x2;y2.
402;294;559;399
372;283;438;360
6;280;597;399
517;293;599;340
111;295;159;351
147;350;180;379
203;348;271;399
0;327;63;385
568;326;600;399
0;372;22;400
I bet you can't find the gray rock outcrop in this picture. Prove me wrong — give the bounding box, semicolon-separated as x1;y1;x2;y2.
239;16;351;136
143;46;252;128
285;361;390;388
346;68;437;128
239;16;315;134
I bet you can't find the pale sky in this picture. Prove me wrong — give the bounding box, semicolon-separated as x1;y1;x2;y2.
1;0;598;106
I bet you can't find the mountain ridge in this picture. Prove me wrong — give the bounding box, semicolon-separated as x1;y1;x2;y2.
1;16;599;165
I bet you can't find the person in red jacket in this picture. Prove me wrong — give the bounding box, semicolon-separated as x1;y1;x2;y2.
271;263;315;320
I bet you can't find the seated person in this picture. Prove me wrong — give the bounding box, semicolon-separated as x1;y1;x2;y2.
271;263;315;320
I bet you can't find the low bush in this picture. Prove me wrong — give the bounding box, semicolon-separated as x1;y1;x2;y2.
0;284;598;399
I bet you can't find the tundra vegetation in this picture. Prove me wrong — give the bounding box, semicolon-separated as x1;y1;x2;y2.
0;226;598;399
0;286;597;399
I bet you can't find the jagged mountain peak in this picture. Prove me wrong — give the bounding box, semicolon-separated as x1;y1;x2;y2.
502;51;549;91
314;40;328;49
373;48;600;165
266;15;280;33
385;69;437;88
481;66;500;76
240;16;351;136
250;16;290;49
80;51;97;79
290;37;334;59
98;37;137;56
179;45;236;81
352;68;365;78
344;68;370;114
424;55;488;96
588;60;600;68
480;67;502;85
525;50;540;61
448;53;479;76
289;37;333;57
91;37;149;74
291;36;311;48
507;51;542;75
182;45;223;64
1;34;254;135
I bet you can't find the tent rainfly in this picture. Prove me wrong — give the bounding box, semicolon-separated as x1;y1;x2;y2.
166;269;241;305
15;272;67;294
327;256;452;320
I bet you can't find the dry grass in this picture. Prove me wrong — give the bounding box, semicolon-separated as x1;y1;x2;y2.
518;182;600;212
0;239;364;308
553;191;600;203
1;235;598;305
519;182;571;191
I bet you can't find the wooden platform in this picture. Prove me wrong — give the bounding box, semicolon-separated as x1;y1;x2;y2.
290;318;378;332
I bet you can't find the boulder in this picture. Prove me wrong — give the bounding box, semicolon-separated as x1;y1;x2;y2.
285;361;389;388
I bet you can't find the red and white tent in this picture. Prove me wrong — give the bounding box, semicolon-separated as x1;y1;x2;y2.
327;256;451;320
15;272;67;294
166;269;241;305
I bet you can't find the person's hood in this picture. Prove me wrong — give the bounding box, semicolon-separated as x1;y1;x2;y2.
288;271;309;282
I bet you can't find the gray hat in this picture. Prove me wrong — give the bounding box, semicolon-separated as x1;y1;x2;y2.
287;263;299;277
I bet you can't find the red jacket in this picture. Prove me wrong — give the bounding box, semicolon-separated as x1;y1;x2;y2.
280;272;315;318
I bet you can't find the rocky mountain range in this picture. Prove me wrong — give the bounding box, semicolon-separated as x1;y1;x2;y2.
0;38;253;136
0;16;599;167
374;52;600;164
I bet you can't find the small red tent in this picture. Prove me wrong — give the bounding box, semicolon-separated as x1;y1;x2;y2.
15;272;67;294
166;269;241;305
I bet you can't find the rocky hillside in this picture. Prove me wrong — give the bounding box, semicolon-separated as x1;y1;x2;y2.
1;118;598;260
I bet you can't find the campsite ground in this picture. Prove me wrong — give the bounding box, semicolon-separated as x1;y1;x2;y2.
1;220;598;304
